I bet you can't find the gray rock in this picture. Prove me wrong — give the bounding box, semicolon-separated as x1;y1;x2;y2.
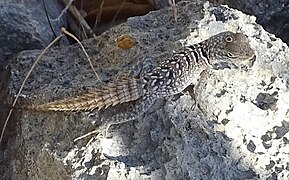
2;1;289;179
0;0;65;64
221;0;286;23
220;0;289;44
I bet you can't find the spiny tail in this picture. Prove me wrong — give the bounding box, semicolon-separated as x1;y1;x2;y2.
20;77;144;112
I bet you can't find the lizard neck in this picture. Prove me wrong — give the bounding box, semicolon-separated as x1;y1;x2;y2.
186;42;212;68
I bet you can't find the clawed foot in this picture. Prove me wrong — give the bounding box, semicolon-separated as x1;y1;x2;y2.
104;117;137;138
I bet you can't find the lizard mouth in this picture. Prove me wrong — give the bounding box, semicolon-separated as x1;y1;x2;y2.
211;55;256;70
211;61;238;70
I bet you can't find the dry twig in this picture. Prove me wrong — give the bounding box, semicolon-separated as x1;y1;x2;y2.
0;33;65;144
0;28;101;145
61;27;101;82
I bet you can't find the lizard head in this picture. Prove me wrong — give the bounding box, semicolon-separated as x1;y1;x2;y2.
206;31;255;69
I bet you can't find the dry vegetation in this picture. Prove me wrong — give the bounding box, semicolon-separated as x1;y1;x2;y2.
0;0;176;146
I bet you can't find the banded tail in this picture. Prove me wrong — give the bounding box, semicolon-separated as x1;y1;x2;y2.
20;77;143;112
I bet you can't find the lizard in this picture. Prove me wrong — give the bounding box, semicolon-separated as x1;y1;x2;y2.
17;31;255;112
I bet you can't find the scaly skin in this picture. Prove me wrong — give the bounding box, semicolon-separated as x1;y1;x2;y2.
19;31;255;112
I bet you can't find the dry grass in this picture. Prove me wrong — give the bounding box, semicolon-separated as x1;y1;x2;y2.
0;0;177;145
0;28;101;145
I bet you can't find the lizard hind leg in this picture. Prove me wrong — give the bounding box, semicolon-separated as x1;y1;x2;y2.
97;101;141;138
103;96;162;138
98;94;160;138
104;113;138;138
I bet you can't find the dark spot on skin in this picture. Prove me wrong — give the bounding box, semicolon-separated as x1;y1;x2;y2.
167;69;174;80
152;79;162;86
150;72;160;77
247;140;256;152
192;50;199;63
200;46;209;60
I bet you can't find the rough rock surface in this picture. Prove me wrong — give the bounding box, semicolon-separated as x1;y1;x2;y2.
2;1;289;179
0;0;65;65
218;0;289;44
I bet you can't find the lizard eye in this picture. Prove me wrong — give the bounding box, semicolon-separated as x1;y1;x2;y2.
225;36;234;42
